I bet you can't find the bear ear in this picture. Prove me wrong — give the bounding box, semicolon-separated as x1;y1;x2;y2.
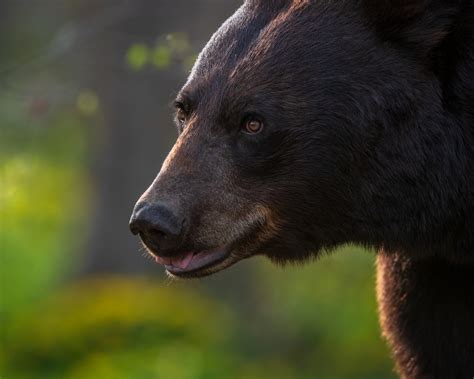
363;0;457;56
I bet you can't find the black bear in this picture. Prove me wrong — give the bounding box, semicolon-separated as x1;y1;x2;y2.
129;1;474;377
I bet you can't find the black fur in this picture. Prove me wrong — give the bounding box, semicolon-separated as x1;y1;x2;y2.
132;1;474;377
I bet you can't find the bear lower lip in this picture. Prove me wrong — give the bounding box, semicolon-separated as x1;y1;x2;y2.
161;246;230;275
154;252;194;269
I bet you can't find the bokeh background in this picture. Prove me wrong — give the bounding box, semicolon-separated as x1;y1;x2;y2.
1;1;396;378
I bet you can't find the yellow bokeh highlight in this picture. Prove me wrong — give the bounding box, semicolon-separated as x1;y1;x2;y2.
76;91;99;116
126;43;149;70
152;45;172;69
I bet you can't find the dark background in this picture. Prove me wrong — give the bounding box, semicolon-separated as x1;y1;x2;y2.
1;1;395;378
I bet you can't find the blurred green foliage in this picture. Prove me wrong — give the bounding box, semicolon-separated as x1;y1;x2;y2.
0;96;90;321
76;91;99;116
126;33;196;73
126;44;149;71
3;277;234;379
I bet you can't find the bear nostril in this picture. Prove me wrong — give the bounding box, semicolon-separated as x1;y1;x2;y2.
148;228;168;241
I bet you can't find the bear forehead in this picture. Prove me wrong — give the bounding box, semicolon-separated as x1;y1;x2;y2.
192;1;316;79
183;0;363;113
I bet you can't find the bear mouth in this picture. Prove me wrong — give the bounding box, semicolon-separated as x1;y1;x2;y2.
141;211;269;278
152;246;235;278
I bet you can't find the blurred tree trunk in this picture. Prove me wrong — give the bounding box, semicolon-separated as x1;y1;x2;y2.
74;0;241;275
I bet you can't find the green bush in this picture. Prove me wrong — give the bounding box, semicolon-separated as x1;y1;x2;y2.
0;103;90;320
2;277;234;379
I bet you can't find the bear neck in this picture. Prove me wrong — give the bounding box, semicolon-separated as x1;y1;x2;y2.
377;251;474;378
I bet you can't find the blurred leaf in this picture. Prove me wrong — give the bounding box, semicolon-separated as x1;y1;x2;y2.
126;43;149;71
76;91;99;116
152;45;172;70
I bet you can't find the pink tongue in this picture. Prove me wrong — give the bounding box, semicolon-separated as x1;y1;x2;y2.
172;252;195;269
155;252;194;269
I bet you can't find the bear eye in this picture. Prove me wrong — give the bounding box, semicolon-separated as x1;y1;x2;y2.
243;118;264;134
176;108;187;125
